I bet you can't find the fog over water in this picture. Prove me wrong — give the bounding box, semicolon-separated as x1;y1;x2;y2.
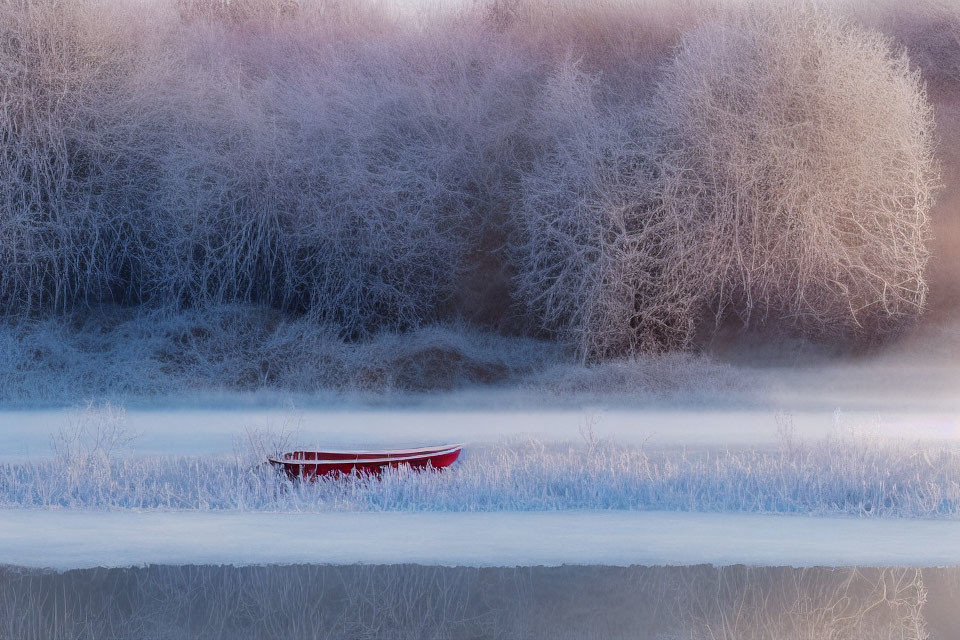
2;406;960;460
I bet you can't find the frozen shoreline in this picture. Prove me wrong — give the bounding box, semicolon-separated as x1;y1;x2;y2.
4;509;960;570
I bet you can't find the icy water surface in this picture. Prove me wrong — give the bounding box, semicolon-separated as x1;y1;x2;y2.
1;564;954;639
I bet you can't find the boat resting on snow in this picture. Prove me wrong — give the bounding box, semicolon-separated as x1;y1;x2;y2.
268;443;463;480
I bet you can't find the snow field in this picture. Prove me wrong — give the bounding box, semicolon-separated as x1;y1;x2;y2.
3;510;960;569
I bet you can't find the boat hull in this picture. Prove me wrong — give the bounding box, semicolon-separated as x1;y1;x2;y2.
269;445;462;480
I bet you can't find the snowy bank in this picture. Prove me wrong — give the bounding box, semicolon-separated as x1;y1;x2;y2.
3;510;960;570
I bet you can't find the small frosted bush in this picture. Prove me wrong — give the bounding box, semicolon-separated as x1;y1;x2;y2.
0;0;120;313
650;5;940;344
512;64;697;359
100;22;500;336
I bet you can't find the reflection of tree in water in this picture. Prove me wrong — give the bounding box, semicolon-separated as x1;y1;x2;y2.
0;564;949;639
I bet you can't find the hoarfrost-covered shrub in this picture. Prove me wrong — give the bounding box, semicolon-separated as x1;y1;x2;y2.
514;5;937;358
0;1;520;337
0;0;130;314
98;24;499;336
0;0;945;358
512;63;697;360
650;5;940;344
132;34;480;335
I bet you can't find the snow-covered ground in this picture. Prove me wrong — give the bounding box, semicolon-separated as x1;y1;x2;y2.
3;509;960;570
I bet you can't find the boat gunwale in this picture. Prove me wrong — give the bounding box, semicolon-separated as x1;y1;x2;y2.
268;446;463;467
279;443;465;457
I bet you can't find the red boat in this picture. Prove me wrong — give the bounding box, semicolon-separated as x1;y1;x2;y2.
268;444;464;480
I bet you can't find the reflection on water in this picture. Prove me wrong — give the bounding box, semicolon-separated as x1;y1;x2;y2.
1;564;955;639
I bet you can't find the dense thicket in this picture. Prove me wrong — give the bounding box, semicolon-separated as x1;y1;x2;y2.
651;6;939;344
0;0;948;357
